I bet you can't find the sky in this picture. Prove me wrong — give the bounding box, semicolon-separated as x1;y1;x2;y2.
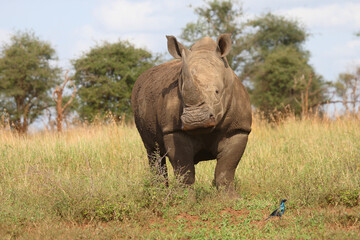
0;0;359;83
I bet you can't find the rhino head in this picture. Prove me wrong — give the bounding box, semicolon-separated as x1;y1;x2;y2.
166;34;233;133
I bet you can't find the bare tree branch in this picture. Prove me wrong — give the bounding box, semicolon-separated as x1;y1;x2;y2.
62;76;77;112
52;70;77;132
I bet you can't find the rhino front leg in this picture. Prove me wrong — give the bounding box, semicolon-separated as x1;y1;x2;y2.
215;133;249;197
163;133;195;185
147;147;169;186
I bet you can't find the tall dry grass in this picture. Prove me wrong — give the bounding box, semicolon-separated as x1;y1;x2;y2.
0;115;359;227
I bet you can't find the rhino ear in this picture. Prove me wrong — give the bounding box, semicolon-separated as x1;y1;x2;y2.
166;35;189;59
216;33;232;57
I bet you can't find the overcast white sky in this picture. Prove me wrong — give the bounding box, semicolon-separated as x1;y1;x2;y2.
0;0;360;83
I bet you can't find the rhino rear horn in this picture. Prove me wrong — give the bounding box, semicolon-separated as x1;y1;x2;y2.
166;35;190;59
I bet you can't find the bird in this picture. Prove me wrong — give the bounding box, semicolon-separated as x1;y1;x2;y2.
264;199;287;221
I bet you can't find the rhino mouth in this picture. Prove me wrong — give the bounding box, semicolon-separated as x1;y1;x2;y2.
181;106;216;133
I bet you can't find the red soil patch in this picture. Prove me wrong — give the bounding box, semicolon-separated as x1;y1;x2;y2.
148;216;165;226
220;207;249;217
175;212;201;231
176;212;200;222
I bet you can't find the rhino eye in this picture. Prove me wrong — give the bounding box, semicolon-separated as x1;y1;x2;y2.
215;90;219;94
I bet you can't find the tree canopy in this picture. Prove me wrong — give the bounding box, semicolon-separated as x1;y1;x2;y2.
72;40;156;121
241;13;327;115
180;0;244;74
181;2;327;116
243;12;307;55
0;31;60;133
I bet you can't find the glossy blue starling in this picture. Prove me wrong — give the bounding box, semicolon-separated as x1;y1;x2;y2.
265;199;287;221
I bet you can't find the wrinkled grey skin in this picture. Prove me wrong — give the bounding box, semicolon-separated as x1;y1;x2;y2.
131;34;252;196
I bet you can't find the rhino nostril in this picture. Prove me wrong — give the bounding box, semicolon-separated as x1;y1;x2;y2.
209;113;214;119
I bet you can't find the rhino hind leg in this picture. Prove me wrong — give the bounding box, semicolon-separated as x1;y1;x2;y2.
214;133;249;198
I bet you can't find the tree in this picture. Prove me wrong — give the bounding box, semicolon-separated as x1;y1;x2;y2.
334;67;360;114
241;13;327;116
72;41;156;121
180;0;245;74
52;70;77;132
0;31;60;133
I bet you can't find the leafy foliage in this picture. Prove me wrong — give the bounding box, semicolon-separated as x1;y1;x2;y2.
0;31;60;133
180;0;244;74
241;13;327;115
72;41;156;121
181;3;327;116
250;46;310;112
243;12;307;56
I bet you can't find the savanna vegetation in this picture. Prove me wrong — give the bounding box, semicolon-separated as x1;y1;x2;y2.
72;41;157;121
0;0;360;239
0;114;359;239
0;31;60;133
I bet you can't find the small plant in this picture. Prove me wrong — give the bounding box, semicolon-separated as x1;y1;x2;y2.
325;189;359;207
91;199;132;222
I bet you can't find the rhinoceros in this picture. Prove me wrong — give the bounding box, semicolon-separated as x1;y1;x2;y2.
131;34;252;196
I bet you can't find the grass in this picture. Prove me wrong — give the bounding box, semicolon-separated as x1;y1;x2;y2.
0;116;359;239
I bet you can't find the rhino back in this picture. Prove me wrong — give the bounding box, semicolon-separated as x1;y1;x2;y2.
131;60;182;149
